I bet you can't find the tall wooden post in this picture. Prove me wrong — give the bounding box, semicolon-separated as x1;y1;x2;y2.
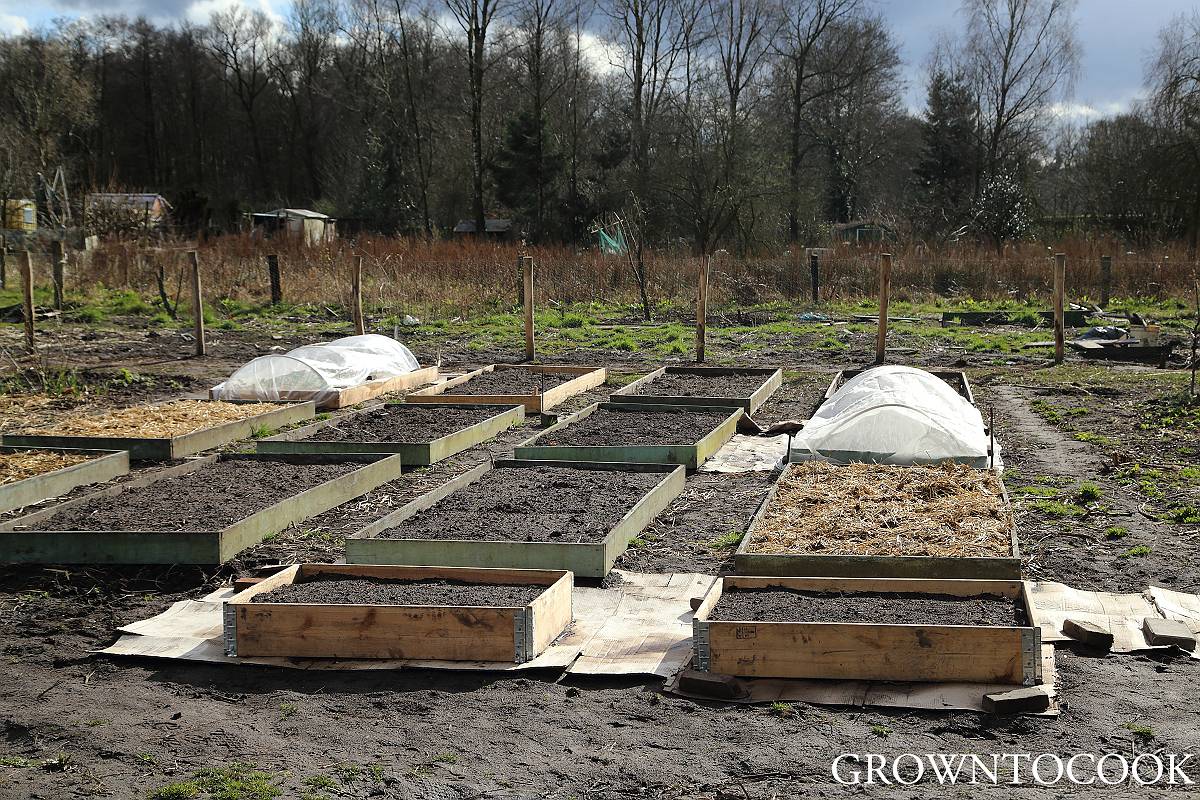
20;250;34;353
810;252;820;304
189;251;206;357
1053;253;1066;365
50;240;65;310
875;253;892;365
267;254;282;304
522;255;535;362
1100;255;1112;308
352;255;365;335
695;256;711;363
1;239;7;290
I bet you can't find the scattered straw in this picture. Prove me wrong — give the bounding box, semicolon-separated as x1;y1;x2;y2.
750;461;1012;558
0;395;66;434
22;400;289;439
0;451;96;486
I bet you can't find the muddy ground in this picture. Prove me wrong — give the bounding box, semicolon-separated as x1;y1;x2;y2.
536;406;732;447
708;588;1023;626
629;370;773;399
439;368;574;396
0;319;1198;798
303;404;516;443
252;576;546;608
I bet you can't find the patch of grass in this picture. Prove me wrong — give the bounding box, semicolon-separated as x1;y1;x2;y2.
708;530;745;549
1032;499;1086;518
870;725;891;738
1015;485;1059;498
278;702;297;720
250;424;272;439
367;763;385;782
303;775;335;791
148;782;201;800
0;756;36;768
1077;482;1103;502
1103;526;1129;540
1072;431;1110;445
1121;545;1152;558
769;702;793;717
1124;722;1155;739
1162;505;1200;525
189;763;281;800
432;753;458;764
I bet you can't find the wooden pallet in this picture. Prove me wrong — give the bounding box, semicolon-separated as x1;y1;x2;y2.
692;576;1041;684
224;564;573;662
256;402;524;466
210;366;441;410
404;364;606;413
0;447;129;515
609;366;783;414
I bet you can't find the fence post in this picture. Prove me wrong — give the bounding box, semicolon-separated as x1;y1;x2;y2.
50;240;65;310
695;256;711;363
189;251;206;357
522;255;535;362
0;237;7;290
267;254;282;304
21;250;34;353
1054;253;1066;365
1100;255;1112;308
875;253;892;365
810;252;820;304
352;255;365;335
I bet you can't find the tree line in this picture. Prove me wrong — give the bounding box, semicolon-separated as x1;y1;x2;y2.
0;0;1199;254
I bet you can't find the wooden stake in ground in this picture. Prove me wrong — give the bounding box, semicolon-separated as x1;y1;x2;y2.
20;249;34;353
352;255;365;335
1100;255;1112;308
1053;253;1066;365
523;255;535;362
695;256;711;363
810;252;820;305
50;240;65;310
1190;278;1199;398
875;253;892;365
267;254;282;304
188;250;206;357
1;239;7;290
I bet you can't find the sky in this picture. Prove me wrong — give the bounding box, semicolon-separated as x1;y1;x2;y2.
0;0;1195;122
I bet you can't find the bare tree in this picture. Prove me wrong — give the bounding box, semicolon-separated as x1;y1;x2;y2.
1147;11;1200;255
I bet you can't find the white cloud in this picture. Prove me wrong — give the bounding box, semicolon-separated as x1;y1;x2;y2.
184;0;283;27
578;30;622;76
1047;101;1127;121
0;11;28;35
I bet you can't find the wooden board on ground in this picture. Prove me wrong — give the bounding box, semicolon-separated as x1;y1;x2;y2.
224;564;572;662
513;402;741;470
255;402;524;466
609;366;783;414
404;364;606;413
210;366;440;410
346;459;685;578
2;402;316;461
0;453;403;564
0;447;130;514
692;575;1041;685
734;462;1021;579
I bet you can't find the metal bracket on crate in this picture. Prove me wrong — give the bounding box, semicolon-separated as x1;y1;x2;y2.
222;602;237;658
513;608;533;664
693;619;711;672
1021;627;1040;685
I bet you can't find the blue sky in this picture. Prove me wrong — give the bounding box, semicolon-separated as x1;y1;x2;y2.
2;0;1194;120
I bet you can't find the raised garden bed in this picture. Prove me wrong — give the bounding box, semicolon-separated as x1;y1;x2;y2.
2;400;315;460
405;364;606;413
0;447;130;515
823;368;974;405
734;461;1020;579
212;365;441;410
693;576;1041;684
609;367;783;414
0;453;403;564
514;402;740;470
256;403;524;465
346;459;685;577
224;564;572;662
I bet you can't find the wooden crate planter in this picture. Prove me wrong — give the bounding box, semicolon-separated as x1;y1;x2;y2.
346;459;685;578
2;402;316;461
609;366;783;414
0;453;404;565
734;463;1021;579
211;366;441;410
405;364;606;413
692;576;1042;685
514;402;741;470
256;403;524;466
0;447;130;515
224;564;572;662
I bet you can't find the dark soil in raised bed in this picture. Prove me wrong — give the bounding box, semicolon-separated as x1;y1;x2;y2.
29;459;360;532
252;574;544;606
445;368;575;396
536;406;731;447
631;370;773;399
378;466;663;543
302;405;512;443
709;587;1024;626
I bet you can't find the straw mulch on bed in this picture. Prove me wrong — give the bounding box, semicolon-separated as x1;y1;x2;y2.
749;461;1012;557
0;451;96;486
22;400;287;439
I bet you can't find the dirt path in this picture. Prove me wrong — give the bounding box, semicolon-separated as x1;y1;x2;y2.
990;385;1094;476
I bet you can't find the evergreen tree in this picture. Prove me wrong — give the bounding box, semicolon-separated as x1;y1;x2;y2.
492;109;563;241
913;70;978;238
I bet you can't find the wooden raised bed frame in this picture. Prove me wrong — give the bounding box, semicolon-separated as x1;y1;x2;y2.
734;462;1020;579
346;459;685;578
823;368;975;405
2;401;316;461
0;447;130;515
224;564;572;662
513;402;741;470
210;365;441;410
0;453;404;565
255;402;524;466
609;366;783;414
405;364;606;413
692;576;1041;685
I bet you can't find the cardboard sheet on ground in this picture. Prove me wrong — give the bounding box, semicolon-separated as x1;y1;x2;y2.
1147;586;1200;660
699;434;787;473
98;571;715;677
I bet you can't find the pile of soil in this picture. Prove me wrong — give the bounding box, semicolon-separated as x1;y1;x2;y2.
252;574;544;606
32;459;359;532
632;370;770;398
304;405;509;443
536;406;730;447
446;369;574;396
709;587;1024;626
379;466;662;543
